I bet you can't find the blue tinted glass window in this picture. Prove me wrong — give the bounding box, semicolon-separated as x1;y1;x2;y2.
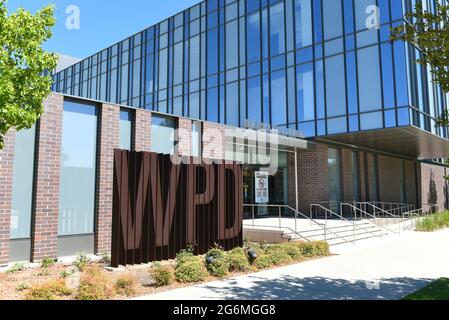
151;115;175;155
343;0;354;34
190;36;200;80
262;9;269;58
378;0;390;24
324;38;343;56
323;0;343;40
120;110;133;150
346;52;358;114
356;30;378;47
208;11;218;28
298;122;315;137
207;29;219;74
295;0;313;48
207;87;219;122
208;0;219;12
248;76;262;122
190;92;200;119
226;20;239;69
355;0;377;31
397;107;409;126
390;0;403;21
226;82;239;126
316;60;325;118
247;0;260;13
325;55;346;117
59;101;98;236
297;63;315;122
357;46;382;112
327;117;347;134
360;112;383;130
385;109;396;128
270;2;285;55
11;126;36;239
271;70;287;127
313;0;323;42
247;12;261;62
394;42;409;107
381;43;395;108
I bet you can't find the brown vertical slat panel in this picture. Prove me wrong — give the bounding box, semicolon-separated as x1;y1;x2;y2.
111;150;121;267
141;152;150;264
111;151;243;266
149;153;157;262
119;151;129;266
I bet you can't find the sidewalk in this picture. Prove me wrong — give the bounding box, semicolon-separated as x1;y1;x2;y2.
132;229;449;300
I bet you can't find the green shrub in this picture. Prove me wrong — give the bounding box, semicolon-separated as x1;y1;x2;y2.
99;252;111;265
416;211;449;232
41;258;56;269
114;275;136;296
175;248;195;265
297;241;330;257
25;280;72;300
228;247;251;272
73;252;91;271
265;245;293;266
16;283;30;292
150;264;174;287
253;254;273;270
75;266;114;300
175;256;208;283
279;243;303;261
6;262;26;274
205;248;229;278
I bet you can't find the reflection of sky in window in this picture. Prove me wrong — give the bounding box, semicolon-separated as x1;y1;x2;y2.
61;106;97;168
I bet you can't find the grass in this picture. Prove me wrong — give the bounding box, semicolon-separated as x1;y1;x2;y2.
404;278;449;300
415;211;449;232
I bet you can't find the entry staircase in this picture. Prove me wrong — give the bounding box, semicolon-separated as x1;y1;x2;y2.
243;202;438;246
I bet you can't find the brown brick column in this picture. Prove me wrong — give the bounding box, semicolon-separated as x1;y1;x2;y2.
134;109;151;152
295;143;329;214
178;118;192;156
95;104;120;254
359;152;367;201
341;149;353;202
0;131;16;265
378;155;402;203
31;94;63;262
202;122;225;161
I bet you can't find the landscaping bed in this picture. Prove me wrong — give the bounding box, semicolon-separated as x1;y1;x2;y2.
415;211;449;232
0;241;330;300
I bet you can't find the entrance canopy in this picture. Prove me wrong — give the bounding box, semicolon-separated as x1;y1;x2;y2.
319;126;449;160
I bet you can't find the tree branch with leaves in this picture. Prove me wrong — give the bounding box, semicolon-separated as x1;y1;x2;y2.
0;0;58;148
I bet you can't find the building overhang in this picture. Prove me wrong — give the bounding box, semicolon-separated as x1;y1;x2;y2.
225;127;310;151
316;126;449;160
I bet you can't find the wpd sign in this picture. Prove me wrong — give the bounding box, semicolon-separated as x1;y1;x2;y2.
111;150;243;267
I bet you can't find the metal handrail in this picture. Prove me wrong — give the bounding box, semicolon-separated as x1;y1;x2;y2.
353;201;416;217
311;203;383;240
342;202;400;236
355;202;402;220
243;204;354;245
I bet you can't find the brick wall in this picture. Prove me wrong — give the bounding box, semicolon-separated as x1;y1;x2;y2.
419;162;448;211
178;118;192;156
358;152;367;201
31;93;63;261
405;161;418;204
341;149;354;203
202;122;225;160
134;109;151;152
95;104;120;254
294;143;329;214
378;155;402;203
0;131;15;265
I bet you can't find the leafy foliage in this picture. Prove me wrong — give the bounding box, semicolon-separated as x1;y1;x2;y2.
0;0;58;148
150;264;174;287
227;247;251;272
391;3;449;126
205;248;229;278
114;275;137;296
175;256;208;283
25;280;72;300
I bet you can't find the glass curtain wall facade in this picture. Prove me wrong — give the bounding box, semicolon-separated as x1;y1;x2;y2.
51;0;448;140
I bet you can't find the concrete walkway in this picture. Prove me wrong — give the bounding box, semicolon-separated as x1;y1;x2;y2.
133;229;449;300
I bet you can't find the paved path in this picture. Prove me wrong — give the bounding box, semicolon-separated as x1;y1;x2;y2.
133;229;449;300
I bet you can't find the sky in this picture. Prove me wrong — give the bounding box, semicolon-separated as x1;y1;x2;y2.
6;0;202;59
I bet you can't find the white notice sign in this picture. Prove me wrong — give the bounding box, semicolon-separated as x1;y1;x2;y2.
255;171;269;204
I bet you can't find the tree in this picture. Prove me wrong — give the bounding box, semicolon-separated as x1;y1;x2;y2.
0;0;57;148
390;2;449;126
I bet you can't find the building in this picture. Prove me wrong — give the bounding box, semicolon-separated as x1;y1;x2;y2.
1;0;449;265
